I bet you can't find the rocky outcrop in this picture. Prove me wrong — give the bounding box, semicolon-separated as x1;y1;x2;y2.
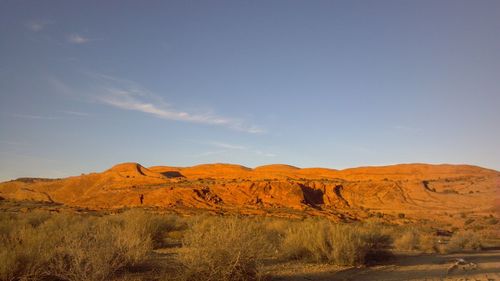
0;162;498;220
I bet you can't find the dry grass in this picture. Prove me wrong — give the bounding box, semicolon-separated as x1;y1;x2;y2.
0;211;54;280
0;209;178;281
278;219;392;265
44;215;149;281
393;230;420;252
114;210;185;248
445;230;483;253
392;228;439;254
417;234;439;253
176;216;275;281
391;225;489;255
172;217;394;280
4;209;468;281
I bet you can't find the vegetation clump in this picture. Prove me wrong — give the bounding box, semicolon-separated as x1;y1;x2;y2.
393;228;438;253
0;207;493;281
178;216;274;281
446;230;483;253
279;219;392;265
0;210;175;281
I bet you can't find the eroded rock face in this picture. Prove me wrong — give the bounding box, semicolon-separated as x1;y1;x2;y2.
194;187;223;204
0;162;498;221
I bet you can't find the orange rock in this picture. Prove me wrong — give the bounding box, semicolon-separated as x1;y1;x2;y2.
0;162;498;221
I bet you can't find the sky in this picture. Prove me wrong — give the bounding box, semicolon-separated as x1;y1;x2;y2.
1;0;499;181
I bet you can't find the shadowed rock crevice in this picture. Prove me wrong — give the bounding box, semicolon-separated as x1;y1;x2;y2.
159;171;185;178
333;185;350;207
422;180;436;192
299;184;324;206
194;187;222;204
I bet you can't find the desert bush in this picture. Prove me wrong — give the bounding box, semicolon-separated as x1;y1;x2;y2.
115;209;184;248
0;213;56;280
393;229;439;253
279;219;332;262
279;219;391;265
418;234;439;253
446;230;483;253
393;230;420;251
0;210;160;281
18;210;52;227
45;216;136;281
178;216;274;281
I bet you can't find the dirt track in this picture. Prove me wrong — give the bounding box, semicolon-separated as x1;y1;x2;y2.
266;250;500;281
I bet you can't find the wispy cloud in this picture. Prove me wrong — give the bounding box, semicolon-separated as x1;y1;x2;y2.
68;33;89;44
208;141;247;150
26;21;50;32
194;150;227;157
46;73;264;133
61;110;89;117
6;111;88;121
94;75;264;133
48;77;76;96
193;140;276;158
9;113;59;120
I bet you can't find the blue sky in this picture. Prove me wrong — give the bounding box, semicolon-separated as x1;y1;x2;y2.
1;0;499;180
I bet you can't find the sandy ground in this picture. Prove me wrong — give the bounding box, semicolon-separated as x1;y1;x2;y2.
264;250;500;281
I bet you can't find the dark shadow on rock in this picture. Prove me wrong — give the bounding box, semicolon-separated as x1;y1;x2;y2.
160;171;185;178
299;184;324;206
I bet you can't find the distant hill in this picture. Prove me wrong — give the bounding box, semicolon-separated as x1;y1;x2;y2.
1;162;498;222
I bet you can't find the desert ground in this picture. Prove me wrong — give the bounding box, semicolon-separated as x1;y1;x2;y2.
0;163;499;281
262;251;500;281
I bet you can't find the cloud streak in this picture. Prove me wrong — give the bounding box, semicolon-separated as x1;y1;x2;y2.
9;113;59;120
68;34;89;44
193;141;276;158
95;78;264;134
208;141;247;150
61;110;89;117
26;21;50;32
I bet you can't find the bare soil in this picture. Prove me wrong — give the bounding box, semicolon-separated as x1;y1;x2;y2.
263;250;500;281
